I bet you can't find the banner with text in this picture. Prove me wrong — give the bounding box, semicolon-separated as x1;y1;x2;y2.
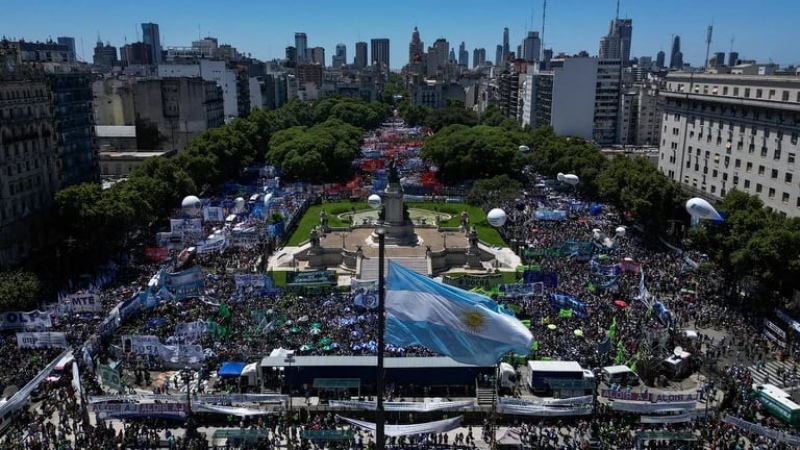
66;293;102;313
0;310;53;330
16;332;68;349
92;402;187;420
442;273;504;289
164;266;204;300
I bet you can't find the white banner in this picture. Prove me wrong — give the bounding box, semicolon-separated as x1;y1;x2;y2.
174;322;210;342
724;414;800;446
497;403;592;416
66;293;102;313
192;403;273;417
0;310;52;330
499;396;593;406
90;393;289;404
198;238;226;254
230;229;260;248
91;402;187;420
203;207;225;222
16;332;68;349
610;401;697;413
72;360;82;399
337;415;462;437
170;219;202;233
328;400;474;412
234;274;268;289
123;335;205;363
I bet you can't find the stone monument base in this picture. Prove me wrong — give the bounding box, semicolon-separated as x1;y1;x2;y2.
371;223;419;246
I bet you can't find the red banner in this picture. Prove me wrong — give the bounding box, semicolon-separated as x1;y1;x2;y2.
361;160;385;172
145;247;169;262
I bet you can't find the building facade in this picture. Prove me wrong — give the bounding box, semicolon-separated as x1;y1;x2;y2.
599;19;633;66
294;33;308;62
158;59;248;120
657;73;800;216
354;42;368;69
50;73;99;186
141;23;162;64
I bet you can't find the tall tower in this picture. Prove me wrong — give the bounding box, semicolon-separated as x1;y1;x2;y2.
371;38;390;69
409;26;423;64
669;35;681;69
599;19;633;66
458;42;469;67
502;27;510;62
141;22;162;64
495;45;503;66
294;32;308;62
521;31;541;62
354;41;368;69
655;50;665;69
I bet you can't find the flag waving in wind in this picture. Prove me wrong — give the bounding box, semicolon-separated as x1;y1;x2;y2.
385;261;533;366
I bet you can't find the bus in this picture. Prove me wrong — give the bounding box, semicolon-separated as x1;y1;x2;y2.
753;383;800;427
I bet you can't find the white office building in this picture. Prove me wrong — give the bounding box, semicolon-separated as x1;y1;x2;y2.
658;73;800;216
158;60;240;120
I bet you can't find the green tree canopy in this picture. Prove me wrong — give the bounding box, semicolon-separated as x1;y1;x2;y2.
0;270;41;311
468;175;523;208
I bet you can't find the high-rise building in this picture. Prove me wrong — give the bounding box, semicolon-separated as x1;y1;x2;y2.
57;37;76;61
495;45;503;66
669;36;682;69
502;27;510;62
409;27;424;64
473;48;486;67
120;42;152;66
521;31;541;62
427;39;449;78
285;46;297;67
354;42;368;69
657;73;800;217
141;23;162;64
294;32;308;62
370;38;390;69
599;19;633;66
449;48;456;63
92;41;118;71
332;44;347;68
656;51;666;69
458;42;469;67
712;52;726;67
728;52;739;67
310;47;325;67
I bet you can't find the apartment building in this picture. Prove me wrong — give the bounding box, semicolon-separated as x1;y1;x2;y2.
658;72;800;216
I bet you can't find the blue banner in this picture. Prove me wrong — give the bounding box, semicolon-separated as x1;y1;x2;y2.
164;266;204;300
521;271;559;287
548;294;588;319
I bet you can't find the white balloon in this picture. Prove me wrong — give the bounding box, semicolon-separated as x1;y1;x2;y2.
368;194;382;209
487;208;507;227
615;226;626;237
519;145;530;152
429;165;439;173
234;197;246;212
557;173;565;182
263;193;273;207
181;195;202;217
563;174;580;185
686;197;723;221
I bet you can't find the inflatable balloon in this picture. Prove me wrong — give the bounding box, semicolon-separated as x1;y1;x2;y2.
557;173;565;182
368;194;382;209
563;174;580;185
181;195;202;217
685;197;723;221
487;208;507;227
519;145;530;152
615;226;626;237
263;193;273;207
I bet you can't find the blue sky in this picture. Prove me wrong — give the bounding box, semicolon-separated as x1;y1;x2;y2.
2;0;797;68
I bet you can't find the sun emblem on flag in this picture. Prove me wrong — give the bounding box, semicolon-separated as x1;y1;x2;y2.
461;308;487;332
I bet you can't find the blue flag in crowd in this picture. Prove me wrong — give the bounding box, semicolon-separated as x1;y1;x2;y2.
385;261;533;366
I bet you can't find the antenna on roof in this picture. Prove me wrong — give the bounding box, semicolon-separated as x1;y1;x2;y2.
616;0;620;20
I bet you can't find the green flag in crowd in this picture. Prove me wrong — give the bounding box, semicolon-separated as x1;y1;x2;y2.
559;308;573;318
218;303;231;318
608;316;617;339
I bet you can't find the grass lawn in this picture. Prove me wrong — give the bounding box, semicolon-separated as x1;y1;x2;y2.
284;201;506;247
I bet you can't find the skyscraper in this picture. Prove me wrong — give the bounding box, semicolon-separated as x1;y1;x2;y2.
728;52;739;67
294;33;308;62
57;36;76;61
370;38;390;69
332;44;347;68
495;45;503;66
598;19;633;66
285;46;297;67
521;31;541;62
354;41;368;69
502;27;510;62
713;52;726;67
449;48;456;63
655;50;666;69
141;23;162;64
669;36;681;69
311;47;325;66
473;48;486;67
458;42;469;67
409;27;424;64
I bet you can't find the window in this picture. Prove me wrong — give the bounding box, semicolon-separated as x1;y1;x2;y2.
744;179;751;189
756;183;763;193
734;87;740;96
783;90;790;101
756;89;763;98
746;162;753;172
758;165;765;175
723;87;729;95
786;172;793;184
761;147;768;157
745;88;751;98
711;185;716;194
790;153;796;164
783;192;790;203
712;169;718;178
769;89;776;99
775;149;781;160
772;169;779;179
768;188;775;198
735;159;741;168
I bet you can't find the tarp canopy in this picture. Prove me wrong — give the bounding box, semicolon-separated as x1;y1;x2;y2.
193;403;274;417
327;400;473;411
336;415;462;437
218;362;247;377
497;428;523;447
269;348;294;358
242;363;258;375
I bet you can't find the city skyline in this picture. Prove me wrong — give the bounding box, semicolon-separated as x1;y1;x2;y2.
1;0;798;69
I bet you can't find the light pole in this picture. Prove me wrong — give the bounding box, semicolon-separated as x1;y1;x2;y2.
285;354;295;449
339;232;347;249
375;226;387;450
442;232;451;249
486;207;507;450
179;367;195;438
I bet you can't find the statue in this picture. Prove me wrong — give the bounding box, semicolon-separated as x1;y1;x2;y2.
460;210;470;231
309;227;321;248
402;204;411;222
388;162;401;184
468;226;478;248
319;210;328;228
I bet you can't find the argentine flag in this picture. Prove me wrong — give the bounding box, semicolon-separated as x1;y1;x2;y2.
386;261;533;366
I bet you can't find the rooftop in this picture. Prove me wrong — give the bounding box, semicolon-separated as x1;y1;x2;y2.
96;125;136;138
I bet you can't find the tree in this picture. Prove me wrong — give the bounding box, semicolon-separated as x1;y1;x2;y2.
0;270;41;311
468;175;523;208
424;103;479;132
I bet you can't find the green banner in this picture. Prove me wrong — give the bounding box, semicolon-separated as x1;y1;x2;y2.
99;364;121;391
442;273;504;289
286;270;338;287
300;430;355;441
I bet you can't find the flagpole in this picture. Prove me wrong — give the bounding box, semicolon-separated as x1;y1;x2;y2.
375;227;387;450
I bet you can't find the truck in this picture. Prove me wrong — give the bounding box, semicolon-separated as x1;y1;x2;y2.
526;360;586;395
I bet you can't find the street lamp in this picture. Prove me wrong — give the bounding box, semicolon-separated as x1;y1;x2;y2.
486;208;507;450
374;226;387;450
442;232;452;249
339;232;347;249
179;367;196;438
284;354;296;449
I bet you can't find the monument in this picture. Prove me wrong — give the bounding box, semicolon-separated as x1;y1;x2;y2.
372;164;418;246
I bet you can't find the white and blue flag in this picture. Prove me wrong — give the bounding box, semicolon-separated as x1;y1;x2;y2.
385;261;533;366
